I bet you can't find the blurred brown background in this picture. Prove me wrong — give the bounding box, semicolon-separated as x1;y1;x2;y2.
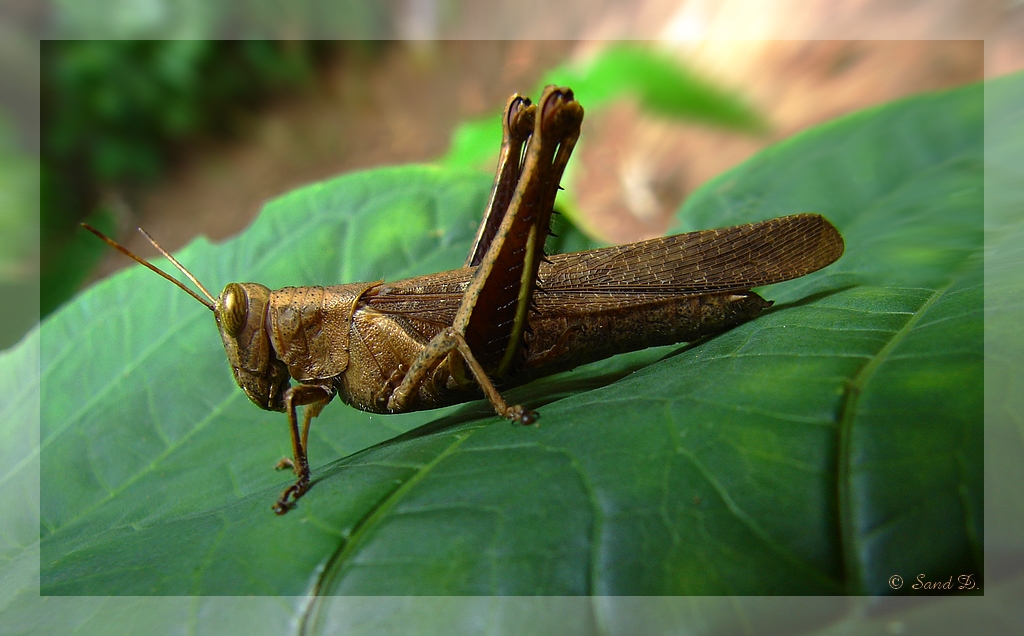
101;38;992;273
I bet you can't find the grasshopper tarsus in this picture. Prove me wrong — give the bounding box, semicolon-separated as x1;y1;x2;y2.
509;405;538;426
274;457;295;471
273;478;310;515
272;498;292;515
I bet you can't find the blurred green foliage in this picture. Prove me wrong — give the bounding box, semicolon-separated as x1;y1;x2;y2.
0;112;37;282
0;109;40;351
43;40;321;186
52;0;391;40
545;44;766;129
444;44;765;171
39;40;336;318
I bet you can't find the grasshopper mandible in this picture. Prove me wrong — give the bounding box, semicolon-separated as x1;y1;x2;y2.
85;86;844;514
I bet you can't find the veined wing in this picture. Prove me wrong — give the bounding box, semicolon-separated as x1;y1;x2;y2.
361;267;472;330
538;214;843;303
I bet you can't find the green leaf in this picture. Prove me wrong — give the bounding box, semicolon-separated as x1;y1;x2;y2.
542;44;765;131
3;75;1001;632
442;113;506;170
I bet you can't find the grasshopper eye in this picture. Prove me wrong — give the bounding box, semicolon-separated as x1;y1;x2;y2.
219;283;249;337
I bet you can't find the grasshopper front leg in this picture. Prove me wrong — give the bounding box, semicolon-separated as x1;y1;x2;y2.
273;384;332;515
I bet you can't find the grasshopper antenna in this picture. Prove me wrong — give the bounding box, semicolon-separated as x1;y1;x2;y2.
81;223;217;310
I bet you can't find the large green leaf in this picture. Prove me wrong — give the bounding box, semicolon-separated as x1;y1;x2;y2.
2;75;1006;633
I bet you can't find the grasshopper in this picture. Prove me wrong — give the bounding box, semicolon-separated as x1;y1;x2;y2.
85;86;844;514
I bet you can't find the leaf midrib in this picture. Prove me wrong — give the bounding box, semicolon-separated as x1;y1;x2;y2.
300;425;481;631
836;280;952;594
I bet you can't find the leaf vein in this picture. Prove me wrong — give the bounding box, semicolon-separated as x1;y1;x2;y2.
674;443;839;589
301;426;481;626
836;281;952;593
46;391;243;534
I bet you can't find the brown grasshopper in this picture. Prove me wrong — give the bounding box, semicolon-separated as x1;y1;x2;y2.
85;86;844;514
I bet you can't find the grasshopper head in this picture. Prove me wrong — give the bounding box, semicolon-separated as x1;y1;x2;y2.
81;224;292;413
215;282;291;412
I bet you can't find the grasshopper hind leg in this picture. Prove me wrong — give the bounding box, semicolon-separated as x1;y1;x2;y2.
387;328;538;425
